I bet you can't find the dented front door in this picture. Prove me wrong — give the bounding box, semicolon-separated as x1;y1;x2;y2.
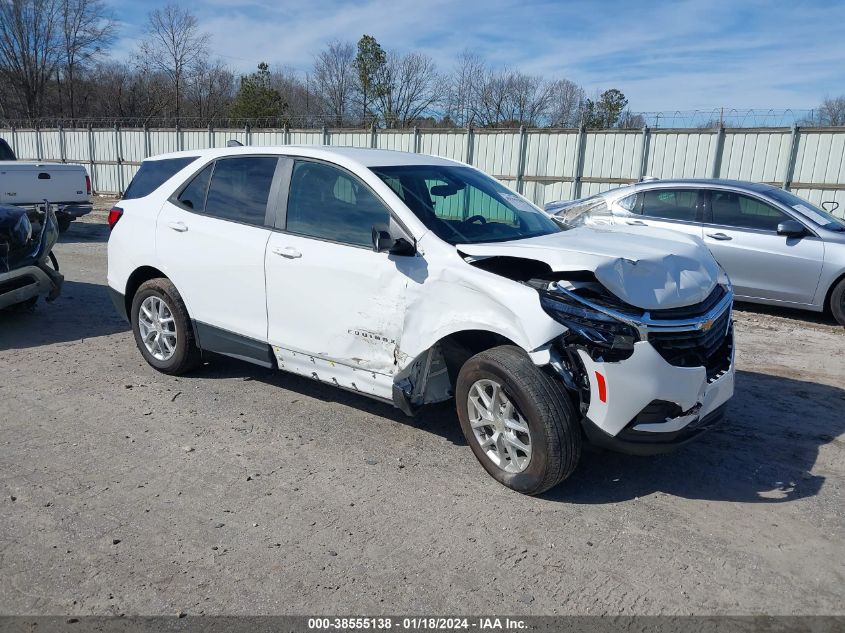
264;158;412;399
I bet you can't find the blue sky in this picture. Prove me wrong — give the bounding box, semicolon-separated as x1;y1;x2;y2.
108;0;845;112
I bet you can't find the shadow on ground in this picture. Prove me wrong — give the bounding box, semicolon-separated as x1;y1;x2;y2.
57;219;110;244
0;279;128;350
184;357;844;505
545;370;845;505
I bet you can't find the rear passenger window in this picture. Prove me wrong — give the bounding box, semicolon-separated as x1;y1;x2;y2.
204;157;278;226
640;190;699;222
710;191;788;231
177;164;213;211
124;157;197;199
286;161;390;247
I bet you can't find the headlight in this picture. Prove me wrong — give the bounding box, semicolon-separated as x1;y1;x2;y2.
540;291;639;362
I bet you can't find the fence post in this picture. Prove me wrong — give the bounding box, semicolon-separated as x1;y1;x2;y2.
637;125;650;180
208;123;214;149
516;125;528;194
87;124;97;194
114;124;123;195
10;126;17;156
710;123;725;179
782;124;800;190
58;124;66;163
465;126;474;165
370;122;377;148
413;126;421;153
322;125;329;146
244;123;251;146
35;125;43;161
176;123;183;151
572;124;587;199
284;123;291;145
143;124;150;158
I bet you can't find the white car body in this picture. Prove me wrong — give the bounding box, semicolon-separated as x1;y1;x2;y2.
107;146;735;485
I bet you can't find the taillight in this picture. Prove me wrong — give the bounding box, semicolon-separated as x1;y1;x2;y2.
107;207;123;230
85;175;91;195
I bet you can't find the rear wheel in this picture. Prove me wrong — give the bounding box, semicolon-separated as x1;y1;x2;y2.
456;345;581;495
131;278;201;374
57;216;72;233
830;277;845;326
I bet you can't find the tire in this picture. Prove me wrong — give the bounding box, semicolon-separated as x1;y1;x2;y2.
455;345;581;495
130;278;201;375
830;277;845;327
57;217;72;233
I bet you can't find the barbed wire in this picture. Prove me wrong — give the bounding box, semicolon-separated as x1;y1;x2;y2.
0;109;838;130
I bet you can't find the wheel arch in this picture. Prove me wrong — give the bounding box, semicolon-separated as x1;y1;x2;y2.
124;265;169;318
823;269;845;318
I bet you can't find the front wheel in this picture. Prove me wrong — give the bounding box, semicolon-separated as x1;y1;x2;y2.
455;345;581;495
830;277;845;327
131;278;201;374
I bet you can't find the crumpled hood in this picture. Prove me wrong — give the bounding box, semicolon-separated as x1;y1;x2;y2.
458;225;721;310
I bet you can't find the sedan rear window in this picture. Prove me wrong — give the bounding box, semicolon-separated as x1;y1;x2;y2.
123;157;198;200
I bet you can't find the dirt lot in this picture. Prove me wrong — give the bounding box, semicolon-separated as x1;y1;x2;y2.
1;200;843;616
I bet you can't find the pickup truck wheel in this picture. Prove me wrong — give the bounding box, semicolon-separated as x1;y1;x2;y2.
57;217;72;233
131;278;201;375
830;277;845;326
456;345;580;495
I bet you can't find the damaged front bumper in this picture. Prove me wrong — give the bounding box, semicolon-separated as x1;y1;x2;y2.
0;203;64;309
576;340;734;455
0;261;64;310
543;282;735;455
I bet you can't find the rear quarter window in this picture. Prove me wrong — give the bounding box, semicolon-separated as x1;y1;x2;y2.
123;157;198;200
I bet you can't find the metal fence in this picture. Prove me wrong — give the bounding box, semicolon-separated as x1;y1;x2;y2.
2;125;844;218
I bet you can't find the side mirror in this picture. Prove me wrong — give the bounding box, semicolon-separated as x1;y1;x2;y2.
371;223;416;256
777;220;807;238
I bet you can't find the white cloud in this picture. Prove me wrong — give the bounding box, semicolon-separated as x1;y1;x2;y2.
110;0;845;111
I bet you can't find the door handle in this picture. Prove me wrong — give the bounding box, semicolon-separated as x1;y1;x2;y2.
626;220;646;226
706;232;732;241
167;221;188;232
272;246;302;259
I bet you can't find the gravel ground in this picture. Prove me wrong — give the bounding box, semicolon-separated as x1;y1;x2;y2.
1;202;843;616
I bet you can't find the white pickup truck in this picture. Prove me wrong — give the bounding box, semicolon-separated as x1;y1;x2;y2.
0;137;92;232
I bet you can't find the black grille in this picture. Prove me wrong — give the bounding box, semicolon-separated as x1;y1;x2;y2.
648;308;733;380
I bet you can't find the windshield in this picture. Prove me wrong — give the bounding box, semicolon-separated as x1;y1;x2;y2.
370;165;560;244
766;189;845;231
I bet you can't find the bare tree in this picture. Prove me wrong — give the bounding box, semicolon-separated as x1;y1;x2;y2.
313;40;356;126
84;61;167;120
0;0;62;119
547;78;584;127
816;96;845;126
375;50;439;128
58;0;116;118
138;4;209;123
474;68;554;127
184;59;234;123
445;49;485;127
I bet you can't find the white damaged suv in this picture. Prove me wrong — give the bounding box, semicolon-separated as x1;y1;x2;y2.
107;147;735;495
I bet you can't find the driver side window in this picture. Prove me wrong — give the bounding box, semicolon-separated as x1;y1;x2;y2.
426;178;518;226
285;160;391;248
